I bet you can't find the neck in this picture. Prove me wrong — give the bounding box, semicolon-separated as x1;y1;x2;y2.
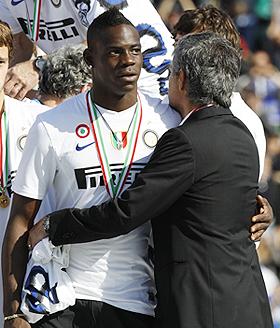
38;93;64;107
181;101;214;118
90;87;137;112
179;99;197;118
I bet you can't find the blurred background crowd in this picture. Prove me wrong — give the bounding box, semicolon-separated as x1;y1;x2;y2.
150;0;280;327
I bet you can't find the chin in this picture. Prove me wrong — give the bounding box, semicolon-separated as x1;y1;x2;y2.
119;83;137;93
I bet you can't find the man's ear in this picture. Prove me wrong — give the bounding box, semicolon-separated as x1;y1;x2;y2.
83;48;94;67
178;69;187;92
80;82;92;93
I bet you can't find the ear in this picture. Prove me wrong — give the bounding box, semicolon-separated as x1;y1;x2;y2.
83;48;94;67
178;69;187;93
80;82;92;93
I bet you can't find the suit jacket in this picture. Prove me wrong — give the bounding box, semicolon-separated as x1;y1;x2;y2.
49;106;273;328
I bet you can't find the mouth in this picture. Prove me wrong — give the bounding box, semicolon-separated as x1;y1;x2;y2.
117;73;138;82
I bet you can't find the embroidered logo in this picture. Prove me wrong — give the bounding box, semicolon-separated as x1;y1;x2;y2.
50;0;61;7
76;141;95;151
143;130;158;148
11;0;24;6
17;134;27;152
75;124;90;138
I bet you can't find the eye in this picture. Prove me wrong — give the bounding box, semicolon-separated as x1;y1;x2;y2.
108;49;121;56
131;47;141;55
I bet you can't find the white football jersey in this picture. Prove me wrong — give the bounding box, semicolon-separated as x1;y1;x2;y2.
13;92;181;315
0;96;52;327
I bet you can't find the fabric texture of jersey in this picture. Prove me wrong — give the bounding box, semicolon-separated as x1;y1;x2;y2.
0;0;173;97
13;92;181;316
0;96;52;327
230;92;266;180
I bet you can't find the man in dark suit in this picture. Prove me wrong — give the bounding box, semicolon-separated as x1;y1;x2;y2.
28;32;273;327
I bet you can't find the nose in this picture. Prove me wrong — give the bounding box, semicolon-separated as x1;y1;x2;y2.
120;50;135;66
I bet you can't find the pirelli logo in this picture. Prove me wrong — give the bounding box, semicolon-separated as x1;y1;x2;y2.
74;163;146;190
2;170;17;198
17;18;80;42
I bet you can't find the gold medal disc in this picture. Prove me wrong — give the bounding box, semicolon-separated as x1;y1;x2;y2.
0;193;9;208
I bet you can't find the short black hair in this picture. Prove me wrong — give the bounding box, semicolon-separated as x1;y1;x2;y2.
87;8;135;44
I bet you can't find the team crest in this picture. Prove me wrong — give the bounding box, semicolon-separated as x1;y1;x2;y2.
97;0;128;10
111;131;127;150
76;124;90;138
50;0;61;7
73;0;91;27
17;134;27;152
143;130;158;148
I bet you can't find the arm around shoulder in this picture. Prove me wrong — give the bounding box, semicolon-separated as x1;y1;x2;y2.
46;128;195;246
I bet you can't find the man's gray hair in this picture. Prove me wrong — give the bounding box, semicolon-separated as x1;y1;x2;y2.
172;32;241;107
39;45;91;99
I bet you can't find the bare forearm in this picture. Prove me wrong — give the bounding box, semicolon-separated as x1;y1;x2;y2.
2;221;30;315
2;194;41;317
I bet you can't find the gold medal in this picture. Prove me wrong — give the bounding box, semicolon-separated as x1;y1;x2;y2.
0;193;9;208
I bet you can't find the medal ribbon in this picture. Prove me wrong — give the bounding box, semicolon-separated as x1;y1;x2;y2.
0;111;8;195
86;92;142;199
25;0;42;42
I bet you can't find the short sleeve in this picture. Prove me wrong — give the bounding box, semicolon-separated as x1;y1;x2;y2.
13;117;58;200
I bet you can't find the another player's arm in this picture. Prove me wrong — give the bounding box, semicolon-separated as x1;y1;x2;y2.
2;194;41;328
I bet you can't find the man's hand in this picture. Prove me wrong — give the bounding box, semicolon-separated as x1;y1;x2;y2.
4;60;39;100
250;195;273;241
4;317;31;328
28;217;48;249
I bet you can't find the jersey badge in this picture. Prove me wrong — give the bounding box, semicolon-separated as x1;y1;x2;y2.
143;130;158;148
17;134;28;152
75;123;90;138
73;0;91;27
50;0;61;7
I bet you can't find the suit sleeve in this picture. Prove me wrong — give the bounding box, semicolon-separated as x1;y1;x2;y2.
49;127;195;246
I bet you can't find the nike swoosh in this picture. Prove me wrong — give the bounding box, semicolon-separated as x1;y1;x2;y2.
11;0;24;5
76;141;95;151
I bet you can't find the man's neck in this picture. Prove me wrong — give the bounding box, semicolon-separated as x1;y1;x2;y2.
38;93;63;108
181;102;215;120
179;99;197;119
90;88;137;112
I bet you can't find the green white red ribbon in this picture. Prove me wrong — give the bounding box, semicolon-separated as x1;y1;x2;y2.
25;0;42;42
0;111;9;195
86;92;143;199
